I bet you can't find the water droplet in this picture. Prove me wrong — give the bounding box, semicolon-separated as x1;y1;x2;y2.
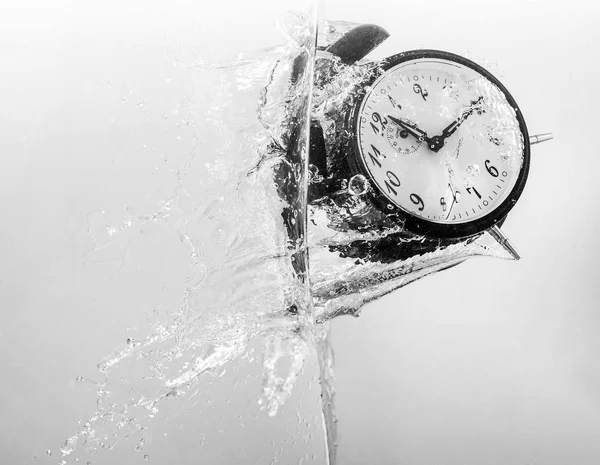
466;163;480;177
144;455;149;461
136;101;148;113
307;164;322;182
348;174;370;196
60;436;78;456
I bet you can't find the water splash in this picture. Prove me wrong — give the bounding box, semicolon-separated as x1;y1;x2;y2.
47;10;323;464
47;13;517;465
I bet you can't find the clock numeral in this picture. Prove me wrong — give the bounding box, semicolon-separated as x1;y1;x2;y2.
388;94;402;110
485;159;499;177
410;193;425;211
413;83;428;102
368;144;386;168
466;186;482;199
370;112;388;136
440;197;447;212
384;170;400;196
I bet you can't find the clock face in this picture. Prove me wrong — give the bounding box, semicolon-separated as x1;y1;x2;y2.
354;50;530;238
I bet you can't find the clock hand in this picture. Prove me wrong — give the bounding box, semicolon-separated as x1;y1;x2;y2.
445;182;462;220
387;115;432;145
443;156;460;220
430;96;485;152
444;184;456;220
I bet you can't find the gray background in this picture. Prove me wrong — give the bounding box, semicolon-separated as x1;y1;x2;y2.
327;1;600;464
1;0;599;464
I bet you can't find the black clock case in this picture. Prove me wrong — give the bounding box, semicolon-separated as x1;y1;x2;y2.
342;49;531;239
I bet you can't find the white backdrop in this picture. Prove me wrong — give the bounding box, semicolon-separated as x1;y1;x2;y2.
1;0;599;464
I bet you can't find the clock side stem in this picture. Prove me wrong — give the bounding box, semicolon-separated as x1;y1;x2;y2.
529;133;554;146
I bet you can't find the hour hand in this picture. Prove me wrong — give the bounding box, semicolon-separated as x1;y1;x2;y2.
387;115;431;145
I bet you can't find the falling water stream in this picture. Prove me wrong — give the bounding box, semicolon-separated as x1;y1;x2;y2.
42;11;517;465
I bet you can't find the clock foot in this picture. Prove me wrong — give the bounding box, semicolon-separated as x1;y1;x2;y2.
488;225;521;260
529;133;554;146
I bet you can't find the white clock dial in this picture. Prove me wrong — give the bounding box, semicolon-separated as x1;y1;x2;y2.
356;56;526;226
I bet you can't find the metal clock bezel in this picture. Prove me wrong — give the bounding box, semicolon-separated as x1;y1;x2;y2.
346;49;531;239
